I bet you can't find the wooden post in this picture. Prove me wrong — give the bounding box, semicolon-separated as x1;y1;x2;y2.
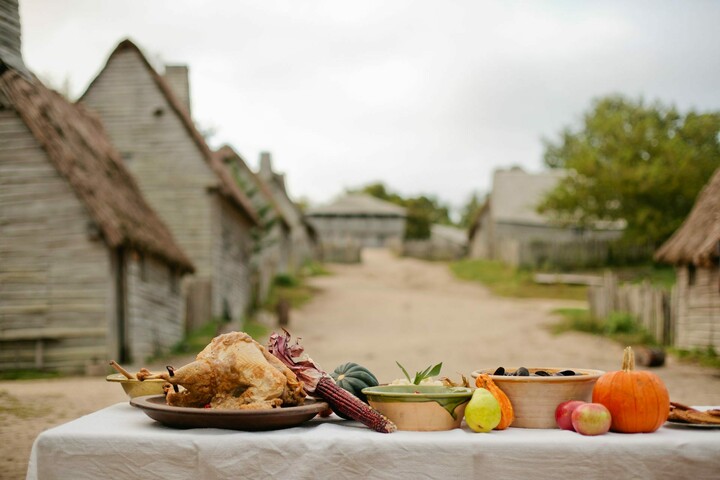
277;297;290;326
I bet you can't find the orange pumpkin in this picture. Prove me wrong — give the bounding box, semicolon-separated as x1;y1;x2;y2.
592;346;670;433
475;373;514;429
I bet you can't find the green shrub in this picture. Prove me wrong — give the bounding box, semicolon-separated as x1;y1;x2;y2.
273;274;299;287
603;312;638;334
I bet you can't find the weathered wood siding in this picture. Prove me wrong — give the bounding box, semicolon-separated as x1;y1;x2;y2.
675;266;720;351
125;253;185;362
81;47;255;324
0;111;111;372
265;182;315;272
81;49;216;278
308;215;405;249
230;160;286;305
211;196;253;321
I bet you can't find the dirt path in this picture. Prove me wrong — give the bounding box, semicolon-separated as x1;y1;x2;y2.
291;249;720;404
2;249;719;479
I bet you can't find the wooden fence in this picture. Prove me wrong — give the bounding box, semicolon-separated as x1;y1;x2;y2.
588;272;674;346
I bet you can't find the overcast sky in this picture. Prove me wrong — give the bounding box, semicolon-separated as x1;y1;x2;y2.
18;0;720;213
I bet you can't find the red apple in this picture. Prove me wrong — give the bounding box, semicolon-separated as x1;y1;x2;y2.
555;400;585;430
571;403;612;436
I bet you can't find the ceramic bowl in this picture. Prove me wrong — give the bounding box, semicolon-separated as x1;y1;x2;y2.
362;385;473;431
106;373;166;398
471;367;605;429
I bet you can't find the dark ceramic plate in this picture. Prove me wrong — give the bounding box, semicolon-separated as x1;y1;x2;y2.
130;394;328;431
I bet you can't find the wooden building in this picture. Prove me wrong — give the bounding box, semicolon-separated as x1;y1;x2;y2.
307;193;407;249
80;39;260;329
0;66;194;371
655;168;720;352
256;152;318;272
468;167;624;267
216;145;292;305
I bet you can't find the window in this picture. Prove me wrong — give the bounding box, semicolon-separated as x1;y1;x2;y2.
688;264;696;286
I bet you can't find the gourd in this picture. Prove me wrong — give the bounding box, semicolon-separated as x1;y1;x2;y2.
475;373;514;429
592;346;670;433
330;362;379;403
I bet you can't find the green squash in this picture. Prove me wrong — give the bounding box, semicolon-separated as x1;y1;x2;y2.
330;362;379;403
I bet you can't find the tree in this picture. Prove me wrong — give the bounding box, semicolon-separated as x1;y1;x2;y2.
353;183;452;240
459;192;483;229
538;95;720;247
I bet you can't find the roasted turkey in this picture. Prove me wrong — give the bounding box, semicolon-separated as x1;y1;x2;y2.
137;331;306;409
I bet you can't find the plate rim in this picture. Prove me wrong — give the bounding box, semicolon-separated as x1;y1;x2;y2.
664;419;720;429
130;394;328;417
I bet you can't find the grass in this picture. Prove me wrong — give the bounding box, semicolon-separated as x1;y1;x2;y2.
170;319;222;355
449;259;588;300
593;264;676;289
549;308;657;346
669;346;720;369
263;273;319;311
0;370;63;381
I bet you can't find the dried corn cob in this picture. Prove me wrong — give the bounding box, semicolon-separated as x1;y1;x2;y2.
267;330;396;433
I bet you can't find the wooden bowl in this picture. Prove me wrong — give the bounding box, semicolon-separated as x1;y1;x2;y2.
471;367;604;429
106;373;166;398
362;385;473;431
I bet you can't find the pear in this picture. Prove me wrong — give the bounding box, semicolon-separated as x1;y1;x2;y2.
465;387;501;432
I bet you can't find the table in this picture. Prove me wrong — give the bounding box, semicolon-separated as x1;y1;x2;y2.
27;403;720;480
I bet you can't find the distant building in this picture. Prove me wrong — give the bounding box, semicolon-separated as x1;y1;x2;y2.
655;167;720;352
307;193;407;249
80;39;260;329
216;145;292;305
0;37;194;369
469;167;623;266
403;224;468;261
256;152;318;272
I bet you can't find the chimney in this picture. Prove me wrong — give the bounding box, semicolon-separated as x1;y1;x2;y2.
259;152;273;178
0;0;31;78
164;64;191;114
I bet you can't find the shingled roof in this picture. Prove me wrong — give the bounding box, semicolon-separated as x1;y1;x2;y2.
0;69;194;272
655;167;720;267
80;39;260;226
215;145;291;229
307;194;407;217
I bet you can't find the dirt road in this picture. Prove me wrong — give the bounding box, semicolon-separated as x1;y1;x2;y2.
2;249;719;479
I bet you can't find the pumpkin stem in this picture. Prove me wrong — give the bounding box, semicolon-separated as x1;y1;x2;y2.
622;346;635;372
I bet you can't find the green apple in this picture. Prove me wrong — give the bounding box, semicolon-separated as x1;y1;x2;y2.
464;388;501;432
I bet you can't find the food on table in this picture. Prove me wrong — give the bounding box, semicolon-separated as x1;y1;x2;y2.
330;362;379;419
109;360;135;379
668;402;720;425
464;387;501;433
555;400;585;431
267;330;397;433
592;346;670;433
571;403;612;436
136;331;305;410
330;362;379;403
493;367;580;377
475;373;514;429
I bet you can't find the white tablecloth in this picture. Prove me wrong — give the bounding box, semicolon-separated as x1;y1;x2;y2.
27;403;720;480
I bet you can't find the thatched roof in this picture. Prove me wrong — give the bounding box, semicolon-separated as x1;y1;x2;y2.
0;69;194;272
655;167;720;267
80;39;259;226
215;145;290;229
